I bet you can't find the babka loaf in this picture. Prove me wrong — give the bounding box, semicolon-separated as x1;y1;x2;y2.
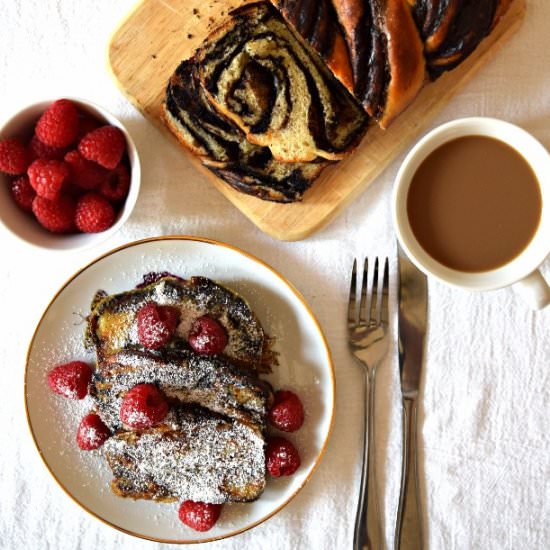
104;404;266;503
164;59;331;202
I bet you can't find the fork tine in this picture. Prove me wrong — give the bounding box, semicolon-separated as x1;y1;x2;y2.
369;257;379;324
358;258;368;324
347;259;357;327
380;257;389;325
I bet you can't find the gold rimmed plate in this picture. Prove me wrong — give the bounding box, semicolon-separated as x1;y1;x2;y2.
25;236;335;543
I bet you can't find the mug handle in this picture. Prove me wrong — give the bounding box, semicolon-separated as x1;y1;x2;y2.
512;270;550;310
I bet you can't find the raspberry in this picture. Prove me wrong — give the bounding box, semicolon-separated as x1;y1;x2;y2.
265;437;301;477
64;150;108;190
28;159;69;200
32;195;76;233
188;316;228;355
10;176;36;212
79;126;126;169
74;192;116;233
178;501;222;532
100;164;130;202
47;361;92;399
120;384;169;429
137;303;179;349
76;413;111;450
268;390;305;432
136;272;183;289
28;135;67;161
0;138;29;175
35;99;79;148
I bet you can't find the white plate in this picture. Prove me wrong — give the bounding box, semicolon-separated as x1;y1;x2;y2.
25;236;335;544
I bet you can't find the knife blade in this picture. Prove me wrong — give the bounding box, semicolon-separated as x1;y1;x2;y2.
395;246;428;550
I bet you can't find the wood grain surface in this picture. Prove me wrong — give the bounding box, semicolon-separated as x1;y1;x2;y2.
109;0;526;241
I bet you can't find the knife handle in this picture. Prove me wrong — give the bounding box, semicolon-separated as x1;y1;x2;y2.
394;398;423;550
353;369;383;550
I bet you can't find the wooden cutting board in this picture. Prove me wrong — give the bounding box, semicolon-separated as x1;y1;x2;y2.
109;0;525;241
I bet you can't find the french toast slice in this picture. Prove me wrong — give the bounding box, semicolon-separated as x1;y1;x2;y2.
103;405;266;504
87;276;275;373
91;349;274;432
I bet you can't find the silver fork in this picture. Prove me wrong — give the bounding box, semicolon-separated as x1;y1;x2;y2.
348;257;390;550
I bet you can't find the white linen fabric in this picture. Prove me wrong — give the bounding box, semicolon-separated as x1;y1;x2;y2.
0;1;549;549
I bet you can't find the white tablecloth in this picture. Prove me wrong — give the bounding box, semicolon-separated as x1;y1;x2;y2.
1;1;549;549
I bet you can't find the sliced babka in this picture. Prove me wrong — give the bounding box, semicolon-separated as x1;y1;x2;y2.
272;0;426;128
163;59;331;202
195;2;369;163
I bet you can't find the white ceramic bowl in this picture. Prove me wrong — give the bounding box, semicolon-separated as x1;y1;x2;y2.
393;117;550;298
0;98;141;251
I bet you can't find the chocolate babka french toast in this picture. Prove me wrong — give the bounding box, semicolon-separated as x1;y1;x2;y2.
87;275;274;373
91;348;274;432
104;404;267;503
85;275;279;505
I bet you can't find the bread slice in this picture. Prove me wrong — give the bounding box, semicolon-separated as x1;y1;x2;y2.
87;276;274;373
91;349;274;432
163;59;330;202
196;2;369;163
104;405;266;504
272;0;426;128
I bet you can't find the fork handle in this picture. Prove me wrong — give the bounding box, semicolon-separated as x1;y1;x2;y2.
353;369;383;550
394;398;423;550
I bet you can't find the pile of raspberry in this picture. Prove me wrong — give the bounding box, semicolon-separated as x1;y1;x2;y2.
0;99;131;234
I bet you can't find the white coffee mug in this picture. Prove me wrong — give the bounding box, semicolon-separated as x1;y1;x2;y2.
393;117;550;310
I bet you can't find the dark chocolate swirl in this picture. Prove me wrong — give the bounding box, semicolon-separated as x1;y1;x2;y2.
412;0;500;78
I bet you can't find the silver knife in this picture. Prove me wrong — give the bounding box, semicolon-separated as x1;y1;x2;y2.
395;246;428;550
